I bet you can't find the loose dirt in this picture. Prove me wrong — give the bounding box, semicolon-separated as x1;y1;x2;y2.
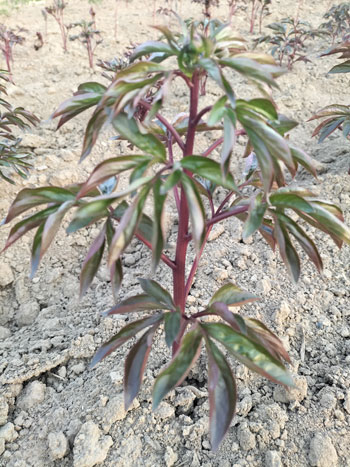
0;0;350;466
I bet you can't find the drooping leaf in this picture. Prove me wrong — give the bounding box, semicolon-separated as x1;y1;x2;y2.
52;84;106;129
152;327;203;409
243;193;267;239
105;293;172;317
40;200;74;259
181;173;206;251
269;191;314;213
124;324;159;410
180;156;237;191
2;205;58;252
274;217;300;283
205;337;236;451
5;187;75;223
108;185;151;267
219;57;282;88
202;322;294;387
77;155;151;199
106;219;123;298
297;200;350;247
130;41;176;62
66;198;112;234
244;318;291;364
199;58;235;106
152;179;167;272
112;112;166;161
164;310;181;348
289;145;317;178
80;224;106;297
30;223;44;278
221;112;236;174
159;170;182;195
207;96;227;126
138;278;175;309
276;212;323;273
90;314;164;368
209;283;259;307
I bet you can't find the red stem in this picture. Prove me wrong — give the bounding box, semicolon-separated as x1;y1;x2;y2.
139;99;185;151
172;71;200;354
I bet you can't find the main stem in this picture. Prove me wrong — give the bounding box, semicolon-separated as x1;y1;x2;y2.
172;71;199;354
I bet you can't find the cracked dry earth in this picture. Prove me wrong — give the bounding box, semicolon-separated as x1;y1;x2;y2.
0;0;350;466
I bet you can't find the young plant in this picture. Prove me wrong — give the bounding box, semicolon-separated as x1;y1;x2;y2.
45;0;69;52
0;71;39;183
69;20;102;69
248;0;272;33
320;2;350;44
192;0;219;19
0;25;25;80
255;17;325;69
309;40;350;173
2;19;350;450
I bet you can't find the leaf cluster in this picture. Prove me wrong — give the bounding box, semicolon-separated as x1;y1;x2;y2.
0;71;39;183
320;2;350;43
0;24;25;76
255;17;327;69
310;40;350;172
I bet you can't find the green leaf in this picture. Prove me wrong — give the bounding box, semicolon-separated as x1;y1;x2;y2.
301;201;350;246
243;194;267;239
237;98;277;121
289;145;317;178
164;310;181;348
276;212;323;273
80;225;106;297
274;218;300;283
181;173;206;251
180;156;237;191
199;58;235;106
81;108;108;161
206;338;236;451
152;179;167;272
40;200;74;260
66;199;111;234
207;96;227;126
269;191;314;213
130;41;176;62
219;57;281;88
77;155;151;198
30;223;44;278
112;112;166;161
5;187;75;223
138;278;175;309
221;112;236;174
90;314;163;368
52;84;106;129
124;324;159;410
159;170;182;195
3;205;58;252
108;185;151;267
152;327;203;409
113;200;154;244
203;322;294;386
269;114;298;136
106;293;172;316
106;219;123;299
209;283;259;307
329;60;350;74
